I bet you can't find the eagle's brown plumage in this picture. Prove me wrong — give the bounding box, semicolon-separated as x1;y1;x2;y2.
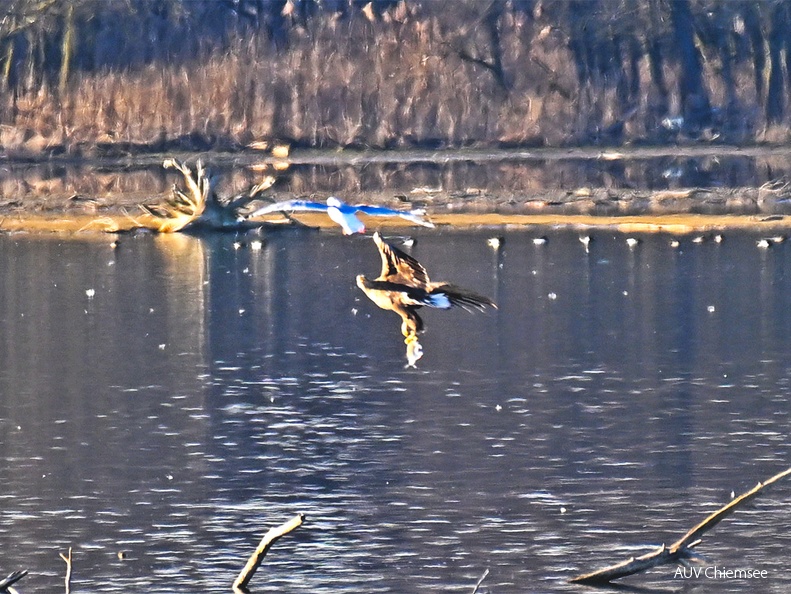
356;232;497;338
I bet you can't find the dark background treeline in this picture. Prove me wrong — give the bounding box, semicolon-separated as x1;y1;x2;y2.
1;0;791;155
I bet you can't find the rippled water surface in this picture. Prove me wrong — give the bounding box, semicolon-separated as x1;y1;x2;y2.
1;228;791;592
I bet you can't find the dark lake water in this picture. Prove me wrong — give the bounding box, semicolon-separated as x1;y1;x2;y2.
1;227;791;593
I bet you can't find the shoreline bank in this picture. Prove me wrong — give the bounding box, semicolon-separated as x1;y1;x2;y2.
3;146;791;233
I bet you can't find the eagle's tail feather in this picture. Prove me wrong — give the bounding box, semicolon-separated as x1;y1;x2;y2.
428;284;496;311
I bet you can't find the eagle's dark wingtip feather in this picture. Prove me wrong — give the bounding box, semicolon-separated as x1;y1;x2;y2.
439;285;497;311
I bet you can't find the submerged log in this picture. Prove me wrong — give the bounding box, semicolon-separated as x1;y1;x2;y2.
0;570;27;592
570;466;791;584
233;513;304;592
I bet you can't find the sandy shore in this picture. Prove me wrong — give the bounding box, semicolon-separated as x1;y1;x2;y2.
2;211;791;236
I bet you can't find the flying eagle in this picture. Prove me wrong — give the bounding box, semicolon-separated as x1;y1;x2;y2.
244;197;434;235
356;232;497;340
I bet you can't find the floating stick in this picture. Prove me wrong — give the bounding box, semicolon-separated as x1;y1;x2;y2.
233;513;305;592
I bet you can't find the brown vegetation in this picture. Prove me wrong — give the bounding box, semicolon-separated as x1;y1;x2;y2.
2;1;791;157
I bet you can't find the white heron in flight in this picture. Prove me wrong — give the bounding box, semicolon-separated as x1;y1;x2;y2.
244;196;434;235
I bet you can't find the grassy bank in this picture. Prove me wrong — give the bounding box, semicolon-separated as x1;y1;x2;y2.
4;1;791;157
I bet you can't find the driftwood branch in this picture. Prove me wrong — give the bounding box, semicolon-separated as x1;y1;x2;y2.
59;547;72;594
129;158;278;232
570;466;791;584
471;568;489;594
233;513;304;592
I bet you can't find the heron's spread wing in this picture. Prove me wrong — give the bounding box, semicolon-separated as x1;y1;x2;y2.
355;205;435;228
398;211;435;228
355;204;408;217
248;200;328;218
373;233;430;286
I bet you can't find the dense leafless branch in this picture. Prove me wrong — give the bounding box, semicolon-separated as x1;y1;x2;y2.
130;158;277;232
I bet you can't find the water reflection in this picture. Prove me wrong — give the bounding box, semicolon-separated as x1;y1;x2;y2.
5;150;791;215
0;230;790;592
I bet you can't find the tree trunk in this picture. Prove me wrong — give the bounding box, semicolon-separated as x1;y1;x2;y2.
59;3;74;97
484;1;509;92
670;0;710;131
766;2;787;123
646;0;668;118
741;4;765;101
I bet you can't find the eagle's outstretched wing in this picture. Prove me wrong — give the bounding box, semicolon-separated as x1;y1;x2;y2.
373;232;429;286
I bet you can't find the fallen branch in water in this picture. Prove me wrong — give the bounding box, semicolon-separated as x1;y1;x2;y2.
471;568;489;594
59;548;72;594
233;513;305;592
569;466;791;584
